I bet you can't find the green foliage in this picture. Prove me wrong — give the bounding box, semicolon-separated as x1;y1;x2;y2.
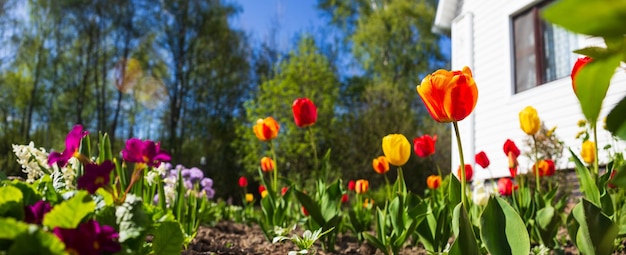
152;221;185;255
42;191;95;229
116;194;153;251
295;179;344;252
542;0;626;37
567;199;619;255
448;203;480;255
480;196;530;255
0;218;67;255
0;185;24;220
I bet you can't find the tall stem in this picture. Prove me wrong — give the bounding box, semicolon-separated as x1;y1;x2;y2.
270;141;278;193
532;135;541;192
307;127;320;179
384;173;391;201
453;122;468;209
592;123;599;178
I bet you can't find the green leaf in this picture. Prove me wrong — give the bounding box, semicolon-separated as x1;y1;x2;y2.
0;185;24;219
449;203;480;255
542;0;626;37
98;133;113;164
573;47;614;60
294;190;326;226
573;53;621;124
569;148;601;206
363;232;389;255
610;163;626;188
0;218;29;239
535;206;560;247
11;181;42;206
8;227;67;255
448;175;461;207
152;221;185;255
568;199;618;255
43;191;95;229
606;95;626;140
115;194;153;249
480;197;530;255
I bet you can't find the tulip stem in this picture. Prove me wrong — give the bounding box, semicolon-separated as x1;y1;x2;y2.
592;123;599;178
532;135;541;192
453;122;468;209
384;173;391;201
270;141;278;193
308;127;320;180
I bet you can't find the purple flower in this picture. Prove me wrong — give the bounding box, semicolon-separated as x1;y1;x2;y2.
189;168;204;183
48;125;88;167
203;187;215;199
77;161;114;194
181;169;191;179
122;138;171;168
54;220;121;254
184;180;193;190
200;178;213;188
24;200;52;225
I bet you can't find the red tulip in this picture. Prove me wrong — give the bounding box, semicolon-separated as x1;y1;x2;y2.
292;98;318;128
417;66;478;123
571;57;592;93
475;151;490;168
258;185;266;194
413;135;437;158
347;180;355;191
281;187;289;196
457;164;473;182
533;159;556;177
238;176;248;188
503;139;520;158
341;194;349;203
498;178;517;196
301;206;309;216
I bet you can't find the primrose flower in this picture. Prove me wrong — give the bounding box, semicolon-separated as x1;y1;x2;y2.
372;156;390;174
24;200;52;225
382;134;411;166
413;135;437;158
122;138;171;168
48;125;88;167
417;66;478;123
53;220;121;255
292;98;318;128
253;117;280;141
77;160;115;194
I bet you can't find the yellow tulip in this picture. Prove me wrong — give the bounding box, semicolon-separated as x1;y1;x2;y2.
581;140;595;164
261;190;268;198
382;134;411;166
245;193;254;203
519;106;540;135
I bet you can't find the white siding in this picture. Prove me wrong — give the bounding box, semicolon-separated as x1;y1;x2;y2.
448;0;626;180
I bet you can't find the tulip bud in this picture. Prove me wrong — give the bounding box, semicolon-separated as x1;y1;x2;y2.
472;185;489;206
498;178;516;196
475;151;490;169
426;175;441;189
519;106;540;136
382;134;411;166
457;164;473;182
245;193;254;203
372;156;390;174
581;140;595;164
260;157;275;172
292;98;318;128
238;176;248;188
355;179;369;194
413;135;437;158
347;180;355;191
341;194;349;203
253;117;280;141
281;187;288;196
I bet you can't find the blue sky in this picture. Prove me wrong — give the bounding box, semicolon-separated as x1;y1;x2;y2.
232;0;327;49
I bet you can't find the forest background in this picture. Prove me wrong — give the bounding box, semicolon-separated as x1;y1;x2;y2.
0;0;451;200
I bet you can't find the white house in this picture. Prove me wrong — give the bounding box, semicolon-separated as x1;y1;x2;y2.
434;0;626;180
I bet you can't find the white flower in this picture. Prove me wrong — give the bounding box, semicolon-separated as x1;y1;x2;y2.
472;184;490;206
146;171;159;186
12;142;51;183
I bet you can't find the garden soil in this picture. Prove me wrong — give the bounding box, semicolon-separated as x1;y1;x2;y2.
181;221;592;255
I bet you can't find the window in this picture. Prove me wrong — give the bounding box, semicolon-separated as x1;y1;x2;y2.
512;2;578;93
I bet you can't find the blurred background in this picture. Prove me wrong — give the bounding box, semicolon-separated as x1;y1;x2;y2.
0;0;450;201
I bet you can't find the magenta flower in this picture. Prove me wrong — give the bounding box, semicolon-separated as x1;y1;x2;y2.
54;220;121;254
48;125;89;167
24;200;52;225
77;161;114;194
122;138;171;168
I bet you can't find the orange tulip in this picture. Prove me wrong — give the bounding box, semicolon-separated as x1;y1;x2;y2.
417;66;478;123
533;159;556;177
457;164;473;182
253;117;280;141
372;156;390;174
426;175;441;189
355;179;369;194
260;157;275;172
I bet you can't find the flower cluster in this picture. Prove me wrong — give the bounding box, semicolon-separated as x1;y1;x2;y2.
155;163;215;205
